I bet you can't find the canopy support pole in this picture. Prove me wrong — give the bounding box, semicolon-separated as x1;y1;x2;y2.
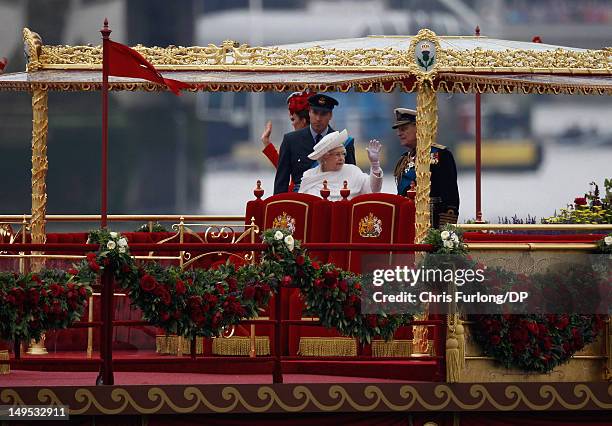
414;81;437;242
30;87;48;272
475;91;483;222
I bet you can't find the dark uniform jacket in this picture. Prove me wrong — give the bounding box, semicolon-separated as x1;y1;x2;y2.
394;144;459;227
273;126;356;194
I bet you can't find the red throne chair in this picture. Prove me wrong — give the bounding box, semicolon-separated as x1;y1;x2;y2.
293;192;417;357
242;190;332;356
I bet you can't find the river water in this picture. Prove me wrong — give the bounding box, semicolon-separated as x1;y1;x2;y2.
202;144;611;223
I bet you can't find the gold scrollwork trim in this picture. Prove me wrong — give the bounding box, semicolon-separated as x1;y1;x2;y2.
2;383;612;415
23;27;611;74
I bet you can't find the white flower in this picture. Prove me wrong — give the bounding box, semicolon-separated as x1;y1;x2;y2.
118;246;126;253
110;232;118;238
605;236;612;246
274;231;284;240
443;240;454;249
107;240;116;250
451;233;459;242
440;231;450;240
284;235;295;251
118;238;128;247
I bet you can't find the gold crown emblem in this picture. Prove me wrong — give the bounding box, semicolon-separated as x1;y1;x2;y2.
318;97;326;105
272;212;296;234
358;212;382;238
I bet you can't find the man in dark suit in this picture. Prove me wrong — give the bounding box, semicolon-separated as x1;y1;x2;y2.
273;94;356;194
392;108;460;228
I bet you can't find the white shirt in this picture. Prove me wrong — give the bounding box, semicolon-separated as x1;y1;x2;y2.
299;164;383;201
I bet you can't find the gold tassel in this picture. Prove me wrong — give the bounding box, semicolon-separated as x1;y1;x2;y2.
446;332;461;383
155;335;204;355
606;317;612;380
298;337;357;357
372;339;412;357
212;336;270;356
0;350;9;375
456;318;465;369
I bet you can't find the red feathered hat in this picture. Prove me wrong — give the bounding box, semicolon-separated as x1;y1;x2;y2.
287;90;316;115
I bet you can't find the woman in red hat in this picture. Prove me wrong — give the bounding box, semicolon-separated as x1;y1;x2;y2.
260;91;315;191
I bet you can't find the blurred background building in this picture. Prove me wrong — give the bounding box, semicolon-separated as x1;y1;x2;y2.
0;0;610;221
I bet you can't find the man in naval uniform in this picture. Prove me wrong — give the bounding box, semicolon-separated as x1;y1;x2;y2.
273;94;356;194
392;108;459;228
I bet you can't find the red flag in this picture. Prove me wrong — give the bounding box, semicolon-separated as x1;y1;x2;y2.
106;40;190;95
0;57;7;73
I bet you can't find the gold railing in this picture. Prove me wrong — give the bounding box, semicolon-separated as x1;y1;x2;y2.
0;217;261;358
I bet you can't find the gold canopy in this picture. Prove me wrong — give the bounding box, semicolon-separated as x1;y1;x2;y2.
1;27;611;262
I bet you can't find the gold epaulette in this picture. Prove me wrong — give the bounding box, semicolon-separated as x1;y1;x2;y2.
432;143;447;150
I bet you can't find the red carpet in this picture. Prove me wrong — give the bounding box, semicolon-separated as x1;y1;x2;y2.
0;370;407;386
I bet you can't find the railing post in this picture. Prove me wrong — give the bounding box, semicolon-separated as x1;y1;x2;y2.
273;286;283;383
96;268;115;385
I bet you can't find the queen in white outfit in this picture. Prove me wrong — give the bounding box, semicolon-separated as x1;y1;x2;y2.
299;129;383;200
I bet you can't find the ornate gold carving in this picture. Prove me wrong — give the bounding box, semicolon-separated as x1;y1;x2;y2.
442;47;610;72
30;88;48;272
23;28;43;71
358;213;382;238
414;81;437;242
24;27;610;73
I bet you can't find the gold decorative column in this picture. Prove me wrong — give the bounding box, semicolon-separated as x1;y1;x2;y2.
408;28;441;243
414;82;437;242
30;88;48;272
27;87;49;356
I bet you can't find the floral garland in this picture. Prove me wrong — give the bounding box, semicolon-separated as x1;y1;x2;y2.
425;225;608;373
72;228;411;344
0;270;91;343
260;229;412;344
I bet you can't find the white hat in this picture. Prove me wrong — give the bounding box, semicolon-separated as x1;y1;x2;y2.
308;129;348;160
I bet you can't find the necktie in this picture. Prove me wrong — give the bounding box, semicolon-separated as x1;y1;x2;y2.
315;134;322;143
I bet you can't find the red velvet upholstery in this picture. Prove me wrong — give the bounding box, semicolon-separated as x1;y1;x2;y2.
247;193;332;354
329;193;416;273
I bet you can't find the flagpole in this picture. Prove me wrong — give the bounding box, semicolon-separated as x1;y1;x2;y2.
101;19;111;229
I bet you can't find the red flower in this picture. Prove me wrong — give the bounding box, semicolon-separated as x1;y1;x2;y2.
88;260;100;272
490;335;501;345
68;268;79;275
574;197;587;206
160;311;170;321
49;283;63;297
526;321;538;336
140;274;157;292
226;277;238;292
295;255;305;266
175;280;186;295
242;286;256;300
28;288;40;305
215;283;226;295
160;289;172;306
78;286;87;297
367;315;378;328
343;305;357;320
312;261;320;270
281;275;293;287
555;315;569;330
338;280;348;293
313;278;324;289
31;274;41;283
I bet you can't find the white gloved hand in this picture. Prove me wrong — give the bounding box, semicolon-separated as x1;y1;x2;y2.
366;139;382;164
260;121;272;146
